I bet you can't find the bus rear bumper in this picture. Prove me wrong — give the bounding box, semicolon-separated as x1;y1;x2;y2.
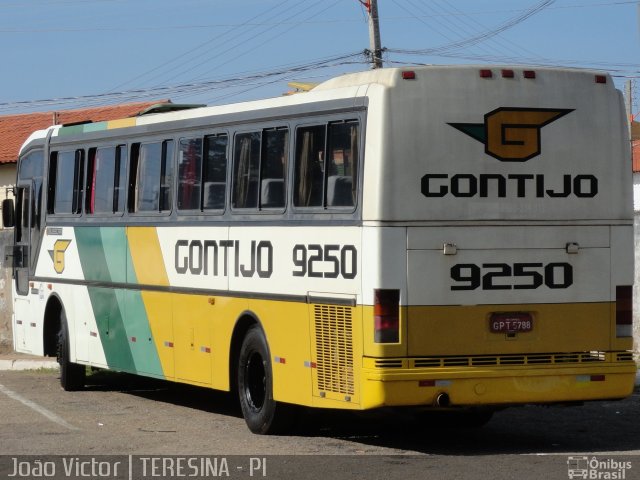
360;357;637;410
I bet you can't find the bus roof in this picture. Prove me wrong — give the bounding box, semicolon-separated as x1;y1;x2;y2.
20;65;613;153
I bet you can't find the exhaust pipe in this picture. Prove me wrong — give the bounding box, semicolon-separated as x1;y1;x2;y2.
435;392;450;408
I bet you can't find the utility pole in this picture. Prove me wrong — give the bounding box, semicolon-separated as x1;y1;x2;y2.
364;0;383;69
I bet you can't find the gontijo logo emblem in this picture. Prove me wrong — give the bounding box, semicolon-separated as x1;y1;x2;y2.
48;240;71;274
449;107;573;162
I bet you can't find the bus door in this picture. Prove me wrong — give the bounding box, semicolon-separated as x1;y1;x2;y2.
13;183;34;295
12;181;38;350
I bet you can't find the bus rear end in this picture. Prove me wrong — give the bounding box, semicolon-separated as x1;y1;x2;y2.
360;66;635;410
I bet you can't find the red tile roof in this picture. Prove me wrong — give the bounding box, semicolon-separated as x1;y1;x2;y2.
0;100;170;164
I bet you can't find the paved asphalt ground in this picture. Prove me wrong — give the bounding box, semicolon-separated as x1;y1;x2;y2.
0;352;640;480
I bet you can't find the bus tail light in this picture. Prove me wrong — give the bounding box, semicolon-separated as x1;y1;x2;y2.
374;289;400;343
616;286;632;337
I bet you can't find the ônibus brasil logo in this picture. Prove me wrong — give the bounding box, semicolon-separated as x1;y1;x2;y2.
448;107;573;162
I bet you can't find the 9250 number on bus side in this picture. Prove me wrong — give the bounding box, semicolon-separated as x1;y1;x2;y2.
292;244;357;279
450;262;573;290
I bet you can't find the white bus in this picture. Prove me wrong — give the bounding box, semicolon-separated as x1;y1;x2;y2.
4;65;635;434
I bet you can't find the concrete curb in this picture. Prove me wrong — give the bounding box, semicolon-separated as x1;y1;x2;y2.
0;358;59;371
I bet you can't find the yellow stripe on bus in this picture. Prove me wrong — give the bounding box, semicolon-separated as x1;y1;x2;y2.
127;227;174;379
107;118;137;130
127;227;169;286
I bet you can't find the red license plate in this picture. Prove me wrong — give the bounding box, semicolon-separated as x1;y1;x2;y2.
489;312;533;333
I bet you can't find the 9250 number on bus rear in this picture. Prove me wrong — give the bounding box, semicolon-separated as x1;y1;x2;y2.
450;262;573;290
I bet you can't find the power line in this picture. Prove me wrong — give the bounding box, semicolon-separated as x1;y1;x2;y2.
390;0;556;56
2;0;635;113
435;0;545;62
1;0;634;32
107;0;296;92
178;0;343;84
0;51;367;113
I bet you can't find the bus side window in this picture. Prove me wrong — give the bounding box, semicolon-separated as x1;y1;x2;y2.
260;128;287;209
47;149;84;215
85;148;97;214
160;140;175;212
131;140;174;213
203;134;228;211
232;132;261;209
177;137;203;211
293;121;359;209
232;129;287;211
294;125;325;208
178;134;228;213
326;121;359;208
86;146;124;215
137;142;160;212
114;145;127;213
128;144;140;213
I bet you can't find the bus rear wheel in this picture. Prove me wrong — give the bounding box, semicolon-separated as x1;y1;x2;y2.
237;325;294;434
56;310;85;391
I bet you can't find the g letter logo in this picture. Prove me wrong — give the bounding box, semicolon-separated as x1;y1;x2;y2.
48;240;71;274
449;107;573;162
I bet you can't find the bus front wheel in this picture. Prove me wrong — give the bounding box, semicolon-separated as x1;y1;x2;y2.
237;325;293;434
56;310;85;391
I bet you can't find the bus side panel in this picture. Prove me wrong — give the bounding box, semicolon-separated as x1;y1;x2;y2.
32;227;106;365
610;225;634;352
360;226;407;359
224;226;363;408
247;299;315;406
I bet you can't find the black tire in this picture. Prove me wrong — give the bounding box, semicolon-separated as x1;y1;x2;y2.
237;325;294;434
56;310;85;391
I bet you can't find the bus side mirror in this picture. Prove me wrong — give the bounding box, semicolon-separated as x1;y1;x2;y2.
2;198;15;228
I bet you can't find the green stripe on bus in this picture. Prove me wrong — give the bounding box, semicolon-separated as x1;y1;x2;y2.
74;227;112;283
86;286;136;372
100;227;127;283
75;227;163;377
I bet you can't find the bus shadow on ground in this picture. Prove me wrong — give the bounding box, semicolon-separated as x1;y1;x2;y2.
83;369;243;419
82;371;640;455
302;398;640;455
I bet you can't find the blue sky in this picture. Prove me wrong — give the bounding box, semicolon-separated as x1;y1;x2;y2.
1;0;638;114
